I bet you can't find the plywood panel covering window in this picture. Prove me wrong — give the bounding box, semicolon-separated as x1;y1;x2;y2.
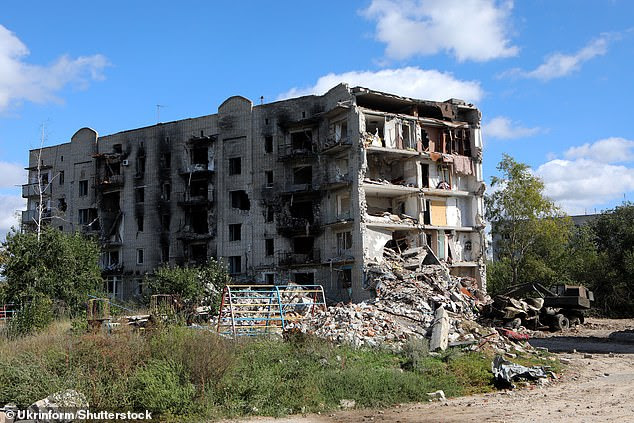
430;200;447;226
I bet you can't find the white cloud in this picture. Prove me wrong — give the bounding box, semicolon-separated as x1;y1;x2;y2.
278;67;483;103
564;137;634;163
503;36;609;81
0;161;26;188
362;0;518;62
535;138;634;214
0;24;108;112
483;116;542;140
0;195;24;241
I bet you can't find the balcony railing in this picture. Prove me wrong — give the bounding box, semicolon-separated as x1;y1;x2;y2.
21;209;51;225
177;191;214;207
22;183;51;198
278;249;321;266
179;162;215;176
278;144;316;161
276;216;321;236
97;174;123;188
320;173;352;189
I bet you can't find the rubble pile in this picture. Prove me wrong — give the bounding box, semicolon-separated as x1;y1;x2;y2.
287;246;529;352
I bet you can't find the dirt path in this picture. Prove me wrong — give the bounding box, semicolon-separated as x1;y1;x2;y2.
236;318;634;423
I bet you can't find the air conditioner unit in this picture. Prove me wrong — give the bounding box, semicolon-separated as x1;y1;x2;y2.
122;160;129;166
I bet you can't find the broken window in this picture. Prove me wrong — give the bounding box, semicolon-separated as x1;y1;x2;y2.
228;256;241;274
265;171;274;187
293;237;314;254
188;179;207;198
137;215;144;232
229;157;242;175
265;205;274;223
229;224;242;241
135;278;145;297
79;180;88;197
190;244;207;262
337;231;353;254
135;187;145;203
437;165;451;190
290;201;313;222
136;156;145;176
161;244;169;262
290;130;312;151
293;166;312;185
421;164;430;188
230;190;250;210
137;249;144;264
78;208;90;224
191;146;208;166
58;198;67;212
265;136;273;153
162;183;171;201
265;273;274;284
161;214;170;231
190;208;207;233
105;276;119;298
337;194;351;217
265;238;274;256
113;144;122;154
160;152;171;168
59;171;64;185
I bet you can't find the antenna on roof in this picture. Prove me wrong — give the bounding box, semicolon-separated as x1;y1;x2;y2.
156;104;165;123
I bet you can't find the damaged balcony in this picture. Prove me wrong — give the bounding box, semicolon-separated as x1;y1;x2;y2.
21;208;52;226
320;173;352;191
186;133;217;145
97;174;124;189
178;207;213;241
279;165;322;196
323;118;351;154
278;130;316;161
278;248;321;267
178;162;214;177
22;183;51;198
276;216;321;237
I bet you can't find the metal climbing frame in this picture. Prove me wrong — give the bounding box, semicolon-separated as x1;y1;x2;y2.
216;285;327;337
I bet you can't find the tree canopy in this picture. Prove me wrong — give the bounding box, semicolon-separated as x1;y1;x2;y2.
0;227;102;314
486;154;571;290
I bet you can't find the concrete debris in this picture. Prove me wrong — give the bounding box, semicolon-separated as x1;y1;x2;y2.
492;355;554;388
430;307;450;351
427;390;446;401
339;399;356;410
284;247;528;353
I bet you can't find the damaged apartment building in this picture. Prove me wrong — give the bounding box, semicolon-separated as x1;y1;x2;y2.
22;84;486;301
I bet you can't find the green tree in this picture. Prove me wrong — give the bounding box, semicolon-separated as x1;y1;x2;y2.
587;203;634;316
0;227;102;314
486;155;572;290
147;258;231;313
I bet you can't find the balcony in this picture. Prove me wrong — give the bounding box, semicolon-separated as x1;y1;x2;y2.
187;134;217;145
278;249;321;267
278;144;316;161
320;173;352;190
22;183;51;198
179;162;214;177
177;191;214;208
97;175;124;189
21;209;51;225
323;134;352;154
276;216;321;236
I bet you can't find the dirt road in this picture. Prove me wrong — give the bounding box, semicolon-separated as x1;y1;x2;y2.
243;318;634;423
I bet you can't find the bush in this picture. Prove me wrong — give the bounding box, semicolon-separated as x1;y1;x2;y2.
7;294;54;338
130;359;196;415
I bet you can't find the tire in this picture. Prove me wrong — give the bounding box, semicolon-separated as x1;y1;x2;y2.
552;314;570;331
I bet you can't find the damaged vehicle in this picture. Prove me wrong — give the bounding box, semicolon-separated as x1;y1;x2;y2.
484;283;594;332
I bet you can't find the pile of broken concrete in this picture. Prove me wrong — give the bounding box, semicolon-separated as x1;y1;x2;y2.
287;247;529;353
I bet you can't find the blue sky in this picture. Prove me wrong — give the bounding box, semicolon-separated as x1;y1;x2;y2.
1;0;634;239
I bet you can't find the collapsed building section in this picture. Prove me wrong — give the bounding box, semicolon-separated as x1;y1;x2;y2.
21;84;486;301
